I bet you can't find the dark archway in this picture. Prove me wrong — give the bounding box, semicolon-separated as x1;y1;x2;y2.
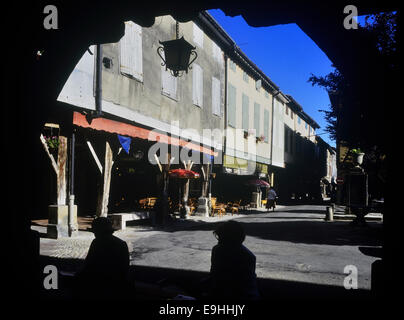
6;0;398;301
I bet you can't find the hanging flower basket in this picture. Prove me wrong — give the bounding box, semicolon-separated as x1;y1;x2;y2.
350;148;365;165
45;136;60;150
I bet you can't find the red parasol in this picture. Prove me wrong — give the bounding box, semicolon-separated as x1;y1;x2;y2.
245;179;270;187
169;168;200;179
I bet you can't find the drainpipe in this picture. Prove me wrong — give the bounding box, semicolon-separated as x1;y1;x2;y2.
68;130;77;236
223;53;228;161
95;44;103;116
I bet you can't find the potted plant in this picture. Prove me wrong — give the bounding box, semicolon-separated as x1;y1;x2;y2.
350;148;365;165
45;136;60;150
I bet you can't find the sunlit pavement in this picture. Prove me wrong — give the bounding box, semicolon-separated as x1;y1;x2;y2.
35;204;383;292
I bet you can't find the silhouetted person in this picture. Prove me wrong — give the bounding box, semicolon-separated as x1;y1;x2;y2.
74;217;131;300
266;186;277;211
206;221;260;300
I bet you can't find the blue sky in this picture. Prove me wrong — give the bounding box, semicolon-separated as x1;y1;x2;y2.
208;9;336;147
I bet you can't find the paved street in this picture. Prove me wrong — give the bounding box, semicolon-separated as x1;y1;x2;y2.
36;204;383;298
127;205;382;290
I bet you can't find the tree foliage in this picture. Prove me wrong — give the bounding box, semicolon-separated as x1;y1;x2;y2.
308;12;397;145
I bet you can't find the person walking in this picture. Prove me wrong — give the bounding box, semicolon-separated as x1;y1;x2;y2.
266;186;277;212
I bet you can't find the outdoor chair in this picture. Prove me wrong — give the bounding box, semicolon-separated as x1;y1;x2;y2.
146;197;157;210
211;198;226;217
139;198;148;210
227;200;242;215
188;198;197;215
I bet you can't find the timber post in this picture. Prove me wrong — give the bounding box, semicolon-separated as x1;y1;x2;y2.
96;139;114;217
41;131;72;238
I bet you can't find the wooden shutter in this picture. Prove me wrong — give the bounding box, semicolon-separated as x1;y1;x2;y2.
120;21;143;81
254;103;260;137
212;77;220;116
264;109;269;142
193;64;203;107
212;41;223;65
227;83;236;127
193;23;204;48
161;51;177;99
242;94;249;131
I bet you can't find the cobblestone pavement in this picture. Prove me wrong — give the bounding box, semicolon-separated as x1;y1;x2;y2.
34;209;252;260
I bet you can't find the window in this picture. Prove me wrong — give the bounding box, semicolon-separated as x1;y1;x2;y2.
264;109;270;142
227;83;236;127
285;106;289;115
192;64;203;107
254;103;260;137
265;91;269;98
242;93;249;131
298;116;301;124
243;71;249;83
120;21;143;82
291;111;294;119
305;123;308;129
212;77;221;116
193;23;204;48
255;79;261;92
161;64;177;100
212;41;222;64
229;60;236;72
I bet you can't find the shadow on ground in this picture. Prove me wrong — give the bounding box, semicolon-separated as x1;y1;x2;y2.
161;218;383;246
37;256;374;301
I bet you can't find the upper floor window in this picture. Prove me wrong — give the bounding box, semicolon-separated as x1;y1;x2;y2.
227;83;237;127
161;60;177;100
243;71;249;83
298;116;301;124
291;111;294;119
265;91;269;98
242;93;249;131
212;41;222;64
229;60;236;72
120;21;143;82
212;76;221;116
254;103;260;137
255;79;261;92
192;63;203;107
193;23;204;48
285;106;289;115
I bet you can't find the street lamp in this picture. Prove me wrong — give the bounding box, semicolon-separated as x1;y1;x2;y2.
157;22;197;77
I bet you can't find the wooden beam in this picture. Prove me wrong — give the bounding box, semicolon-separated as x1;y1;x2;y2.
96;140;113;217
40;134;58;174
86;140;103;174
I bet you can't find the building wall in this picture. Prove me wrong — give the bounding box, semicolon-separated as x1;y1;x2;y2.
58;16;225;151
271;97;286;168
225;57;273;166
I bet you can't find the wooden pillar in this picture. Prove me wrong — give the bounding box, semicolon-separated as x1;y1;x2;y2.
96;140;113;217
40;133;67;205
56;136;68;205
40;133;69;238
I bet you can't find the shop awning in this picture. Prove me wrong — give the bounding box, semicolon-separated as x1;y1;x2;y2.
73;112;217;156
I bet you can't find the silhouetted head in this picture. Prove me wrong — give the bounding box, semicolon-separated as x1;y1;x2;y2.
91;217;114;238
213;221;245;246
